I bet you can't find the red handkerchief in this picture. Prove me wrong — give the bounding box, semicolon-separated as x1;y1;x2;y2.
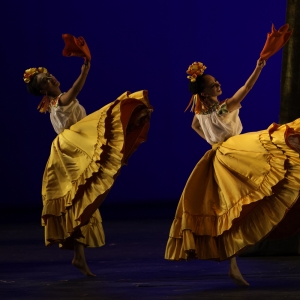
62;34;91;61
260;24;292;60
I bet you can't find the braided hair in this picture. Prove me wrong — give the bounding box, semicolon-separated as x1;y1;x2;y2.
188;73;209;95
26;74;43;96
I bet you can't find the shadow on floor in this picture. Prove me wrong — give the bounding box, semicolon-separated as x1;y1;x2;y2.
0;203;300;300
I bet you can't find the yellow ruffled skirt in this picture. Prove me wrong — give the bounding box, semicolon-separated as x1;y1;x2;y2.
42;91;151;249
165;119;300;261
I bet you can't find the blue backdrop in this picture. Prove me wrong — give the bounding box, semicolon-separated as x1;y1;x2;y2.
1;0;287;207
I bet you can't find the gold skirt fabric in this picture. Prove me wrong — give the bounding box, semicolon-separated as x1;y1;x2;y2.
42;91;151;249
165;119;300;261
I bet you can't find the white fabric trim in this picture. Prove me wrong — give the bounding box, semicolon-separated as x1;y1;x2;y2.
196;104;243;145
50;97;86;134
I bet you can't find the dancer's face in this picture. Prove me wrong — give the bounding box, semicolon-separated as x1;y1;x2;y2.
36;72;61;96
200;75;222;99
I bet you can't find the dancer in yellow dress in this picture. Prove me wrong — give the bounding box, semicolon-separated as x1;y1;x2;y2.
165;58;300;286
24;60;152;276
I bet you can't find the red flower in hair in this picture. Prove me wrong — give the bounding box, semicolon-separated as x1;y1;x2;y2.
186;62;207;82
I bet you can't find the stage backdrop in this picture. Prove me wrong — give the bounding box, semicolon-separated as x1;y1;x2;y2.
0;0;287;207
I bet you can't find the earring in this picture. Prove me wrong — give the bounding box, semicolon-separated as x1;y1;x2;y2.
37;92;50;113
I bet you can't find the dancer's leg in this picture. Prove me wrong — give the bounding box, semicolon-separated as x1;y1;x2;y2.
130;106;153;127
72;241;96;277
126;107;152;133
228;256;249;286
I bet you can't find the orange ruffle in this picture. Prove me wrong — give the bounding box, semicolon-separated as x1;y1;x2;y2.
42;91;151;249
260;24;293;60
62;34;91;61
165;119;300;261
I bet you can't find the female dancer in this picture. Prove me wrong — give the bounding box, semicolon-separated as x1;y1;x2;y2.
24;60;152;276
165;58;300;286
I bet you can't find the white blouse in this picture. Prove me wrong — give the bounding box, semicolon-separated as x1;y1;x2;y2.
49;93;86;134
196;102;243;145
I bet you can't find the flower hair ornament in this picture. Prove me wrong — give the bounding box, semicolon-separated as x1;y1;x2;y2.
185;62;207;114
24;67;53;113
186;61;206;82
23;67;48;83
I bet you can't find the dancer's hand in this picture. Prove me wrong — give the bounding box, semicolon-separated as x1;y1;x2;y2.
81;60;90;73
256;58;266;70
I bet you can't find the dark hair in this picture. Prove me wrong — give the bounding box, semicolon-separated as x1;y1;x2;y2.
188;73;210;95
26;74;43;96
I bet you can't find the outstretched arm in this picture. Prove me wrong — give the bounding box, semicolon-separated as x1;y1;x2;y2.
59;61;91;106
226;58;266;112
191;115;206;139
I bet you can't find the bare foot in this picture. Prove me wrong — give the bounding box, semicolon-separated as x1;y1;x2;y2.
72;258;96;277
127;107;153;133
186;249;197;260
229;272;249;287
131;107;153;127
229;258;249;287
140;108;153;125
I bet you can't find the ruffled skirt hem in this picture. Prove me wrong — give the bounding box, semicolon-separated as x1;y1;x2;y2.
41;90;151;249
165;119;300;261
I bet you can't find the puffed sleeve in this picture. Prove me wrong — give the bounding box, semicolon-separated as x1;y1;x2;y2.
50;98;86;134
196;102;243;145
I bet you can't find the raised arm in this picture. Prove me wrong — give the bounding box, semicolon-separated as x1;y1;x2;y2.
226;58;266;112
191;115;206;139
59;61;91;106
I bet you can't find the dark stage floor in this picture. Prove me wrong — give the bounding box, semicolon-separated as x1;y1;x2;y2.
1;203;300;300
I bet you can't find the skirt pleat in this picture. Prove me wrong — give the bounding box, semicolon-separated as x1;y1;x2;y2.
165;119;300;261
41;90;151;249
